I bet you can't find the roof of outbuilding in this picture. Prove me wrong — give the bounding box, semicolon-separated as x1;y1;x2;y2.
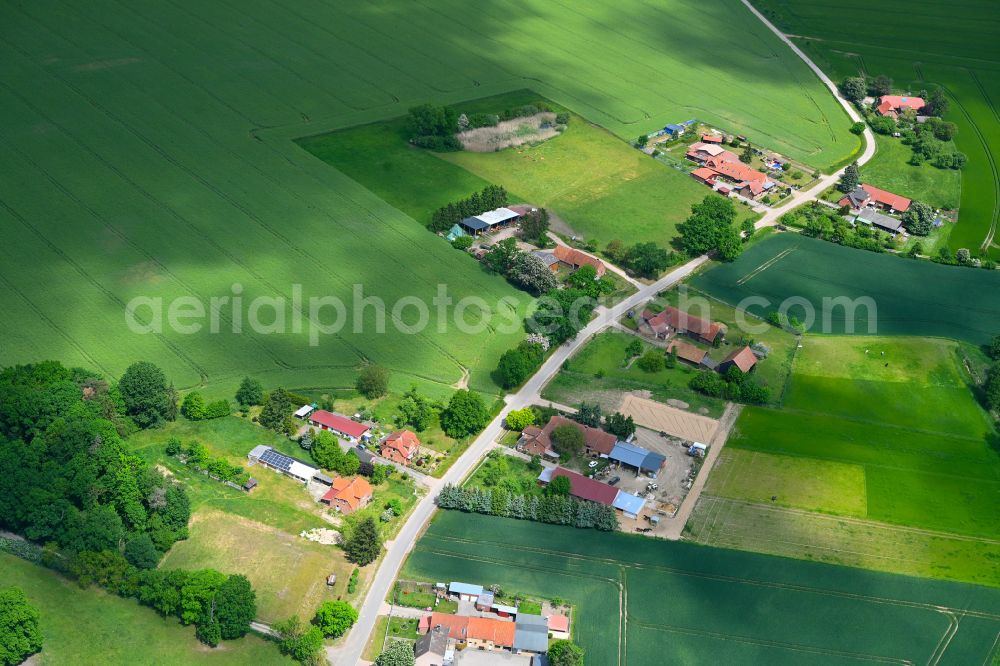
720;346;758;373
308;410;370;438
449;582;484;596
544;467;620;505
857;207;905;232
612;491;646;516
514;614;550;653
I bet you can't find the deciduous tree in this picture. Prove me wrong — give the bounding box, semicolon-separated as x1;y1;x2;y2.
312;601;358;638
375;639;415;666
215;575;256;640
0;587;42;666
356;365;390;399
550;424;584;457
235;376;264;407
548;639;585;666
119;361;176;428
440;390;489;438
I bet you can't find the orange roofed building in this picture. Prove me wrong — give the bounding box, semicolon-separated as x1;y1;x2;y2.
423;613;515;651
380;430;420;465
553;245;606;277
876;95;925;119
320;476;373;514
718;346;757;374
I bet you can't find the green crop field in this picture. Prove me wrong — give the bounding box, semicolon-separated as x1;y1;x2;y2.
404;512;1000;665
692;233;1000;345
0;0;859;399
0;554;288;665
691;333;1000;585
752;0;1000;257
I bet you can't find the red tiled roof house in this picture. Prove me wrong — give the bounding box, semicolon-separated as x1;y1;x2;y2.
308;410;371;441
380;430;420;465
876;95;925;119
320;476;373;514
519;415;617;459
838;183;912;213
641;306;725;344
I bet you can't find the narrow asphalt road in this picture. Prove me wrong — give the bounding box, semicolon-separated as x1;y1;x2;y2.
739;0;876;230
331;9;878;662
327;255;709;664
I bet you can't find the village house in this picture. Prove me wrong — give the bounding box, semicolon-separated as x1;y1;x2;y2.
718;346;758;374
876;95;925;119
424;613;516;652
838;183;912;214
686;142;775;199
307;409;371;442
414;626;450;666
552;245;606;277
518;415;617;459
380;430;420;465
320;476;373;514
537;466;646;518
641;306;725;345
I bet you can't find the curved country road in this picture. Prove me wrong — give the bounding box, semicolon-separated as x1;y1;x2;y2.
329;5;875;662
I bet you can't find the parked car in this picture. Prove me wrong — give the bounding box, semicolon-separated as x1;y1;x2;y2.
608;476;621;486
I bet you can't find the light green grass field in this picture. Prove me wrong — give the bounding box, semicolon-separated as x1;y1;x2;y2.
402;512;1000;665
753;0;1000;256
692;233;1000;345
438;110;710;246
159;509;347;623
718;335;1000;542
0;554;288;665
860;133;962;209
706;449;867;516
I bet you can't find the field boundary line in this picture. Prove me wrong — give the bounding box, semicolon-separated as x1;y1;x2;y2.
699;496;1000;546
736;247;796;285
418;532;1000;619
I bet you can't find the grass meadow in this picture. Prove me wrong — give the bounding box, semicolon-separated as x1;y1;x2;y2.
692;333;1000;585
0;0;859;400
403;512;1000;665
753;0;1000;257
692;233;1000;346
860;133;962;210
0;554;287;665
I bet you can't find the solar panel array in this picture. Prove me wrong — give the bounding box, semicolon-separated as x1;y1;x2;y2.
259;448;294;472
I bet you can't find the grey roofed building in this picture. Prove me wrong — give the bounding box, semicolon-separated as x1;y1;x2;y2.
609;441;666;475
353;445;374;465
842;186;870;209
532;250;559;267
857;207;905;233
414;625;449;663
513;613;549;654
700;355;718;370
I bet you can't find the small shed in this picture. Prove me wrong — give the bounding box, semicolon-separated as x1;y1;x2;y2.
326;574;337;586
242;478;257;492
449;581;484;601
294;404;315;419
662;123;686;136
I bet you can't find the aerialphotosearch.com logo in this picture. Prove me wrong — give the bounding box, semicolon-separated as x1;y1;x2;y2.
123;282;879;346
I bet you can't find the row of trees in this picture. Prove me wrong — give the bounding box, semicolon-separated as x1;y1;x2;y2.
180;391;230;421
406;103;461;151
676;196;745;262
982;335;1000;414
166;439;250;490
68;550;255;647
429;184;509;232
789;202;893;254
436;484;620;531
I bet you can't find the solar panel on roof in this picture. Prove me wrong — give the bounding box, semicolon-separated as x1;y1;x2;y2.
260;449;293;472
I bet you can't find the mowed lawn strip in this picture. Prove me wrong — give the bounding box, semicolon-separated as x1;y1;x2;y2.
0;554;288;665
706;449;867;516
403;512;1000;665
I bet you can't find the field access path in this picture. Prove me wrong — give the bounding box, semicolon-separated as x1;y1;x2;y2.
329;256;709;665
740;0;877;230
